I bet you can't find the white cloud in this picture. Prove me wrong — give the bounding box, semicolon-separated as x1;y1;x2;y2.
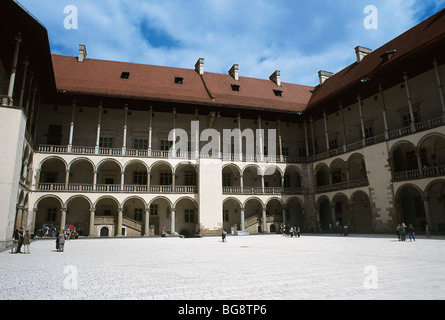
17;0;445;86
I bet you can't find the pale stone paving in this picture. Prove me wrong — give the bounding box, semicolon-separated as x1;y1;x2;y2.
0;234;444;300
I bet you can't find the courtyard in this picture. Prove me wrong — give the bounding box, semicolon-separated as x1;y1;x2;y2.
0;233;444;301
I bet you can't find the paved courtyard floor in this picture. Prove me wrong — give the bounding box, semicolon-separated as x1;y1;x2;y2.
0;233;444;301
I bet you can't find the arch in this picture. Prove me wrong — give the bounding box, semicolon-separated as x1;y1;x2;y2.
175;197;199;238
264;165;284;178
395;184;426;232
34;195;64;209
174;161;198;174
65;196;92;236
315;163;330;187
222;163;242;176
390;141;417;173
286;197;305;231
94;195;121;210
68;157;96;171
65;194;93;208
96;158;123;171
417;133;445;168
38;156;68;171
424;179;445;232
350;190;373;233
123;159;149;172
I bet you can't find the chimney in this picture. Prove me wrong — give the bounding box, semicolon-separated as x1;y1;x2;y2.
318;70;333;85
269;70;281;87
355;46;372;63
78;44;87;63
195;58;205;75
229;64;239;81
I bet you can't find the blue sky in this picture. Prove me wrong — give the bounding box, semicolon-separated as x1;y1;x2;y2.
18;0;445;86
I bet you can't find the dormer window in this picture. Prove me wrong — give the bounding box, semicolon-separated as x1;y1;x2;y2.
175;77;184;84
273;89;283;97
231;84;240;92
121;72;130;80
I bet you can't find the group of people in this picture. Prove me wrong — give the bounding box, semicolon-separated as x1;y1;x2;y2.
396;223;416;241
39;224;78;239
12;226;31;254
280;224;301;238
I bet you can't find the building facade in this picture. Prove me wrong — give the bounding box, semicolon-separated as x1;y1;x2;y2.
1;0;445;248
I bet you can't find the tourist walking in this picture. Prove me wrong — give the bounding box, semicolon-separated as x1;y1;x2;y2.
408;224;415;241
23;230;31;254
16;226;25;253
221;229;227;242
58;230;66;252
425;224;431;238
400;223;406;241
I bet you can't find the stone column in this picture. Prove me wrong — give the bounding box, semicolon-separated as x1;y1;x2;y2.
258;116;264;162
357;95;366;146
262;209;267;233
122;105;128;155
148;106;153;156
240;208;245;230
237;114;243;161
18;57;29;109
144;208;150;236
60;208;67;231
380;85;389;140
403;73;416;133
323;111;329;150
116;208;123;237
171;208;176;235
95;103;103;154
277;118;283;162
7;33;22;106
89;209;95;237
304;120;310;157
67;101;76;153
433;59;445;121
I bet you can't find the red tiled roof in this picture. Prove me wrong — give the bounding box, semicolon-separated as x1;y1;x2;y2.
52;54;313;113
307;9;445;113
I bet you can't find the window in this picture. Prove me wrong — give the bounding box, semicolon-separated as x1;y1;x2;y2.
402;111;419;127
282;146;289;157
273;89;283;97
150;204;158;216
121;72;130;79
160;140;173;151
231;84;240;92
174;77;184;84
47;208;57;221
184;172;196;186
364;127;374;138
298;147;306;157
184;209;194;223
46;125;63;145
223;210;229;222
222;173;232;187
100;137;113;148
133;172;147;185
134;139;148;150
332;169;342;184
329;139;338;150
134;208;143;221
160;172;172;185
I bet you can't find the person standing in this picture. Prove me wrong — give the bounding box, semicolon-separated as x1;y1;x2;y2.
23;230;31;254
425;224;431;239
407;224;416;241
16;226;25;253
221;229;227;242
58;230;66;252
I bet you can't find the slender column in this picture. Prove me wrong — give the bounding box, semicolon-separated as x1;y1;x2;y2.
217;112;222;158
68;100;76;152
240;175;244;193
310;117;316;156
95;103;103;154
304;120;310;157
27;85;37;133
433;59;445;121
93;170;98;191
403;73;416;133
262;209;267;233
357;95;366;145
423;197;432;226
60;208;67;231
195;109;200;159
415;148;423;175
144;208;150;236
65;170;70;190
261;175;265;193
238;114;243;161
258;116;264;162
116;208;123;237
282;208;287;225
323;111;329;150
277;118;283;162
379;85;389;140
24;72;34;116
15;207;23;230
339;104;347;152
121;171;125;191
148;106;153;156
240;208;245;230
18;57;29;109
171;208;176;235
7;33;22;106
122;105;128;155
172;108;177;157
89;209;95;237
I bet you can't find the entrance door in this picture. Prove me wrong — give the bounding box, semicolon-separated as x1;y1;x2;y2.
100;227;109;237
